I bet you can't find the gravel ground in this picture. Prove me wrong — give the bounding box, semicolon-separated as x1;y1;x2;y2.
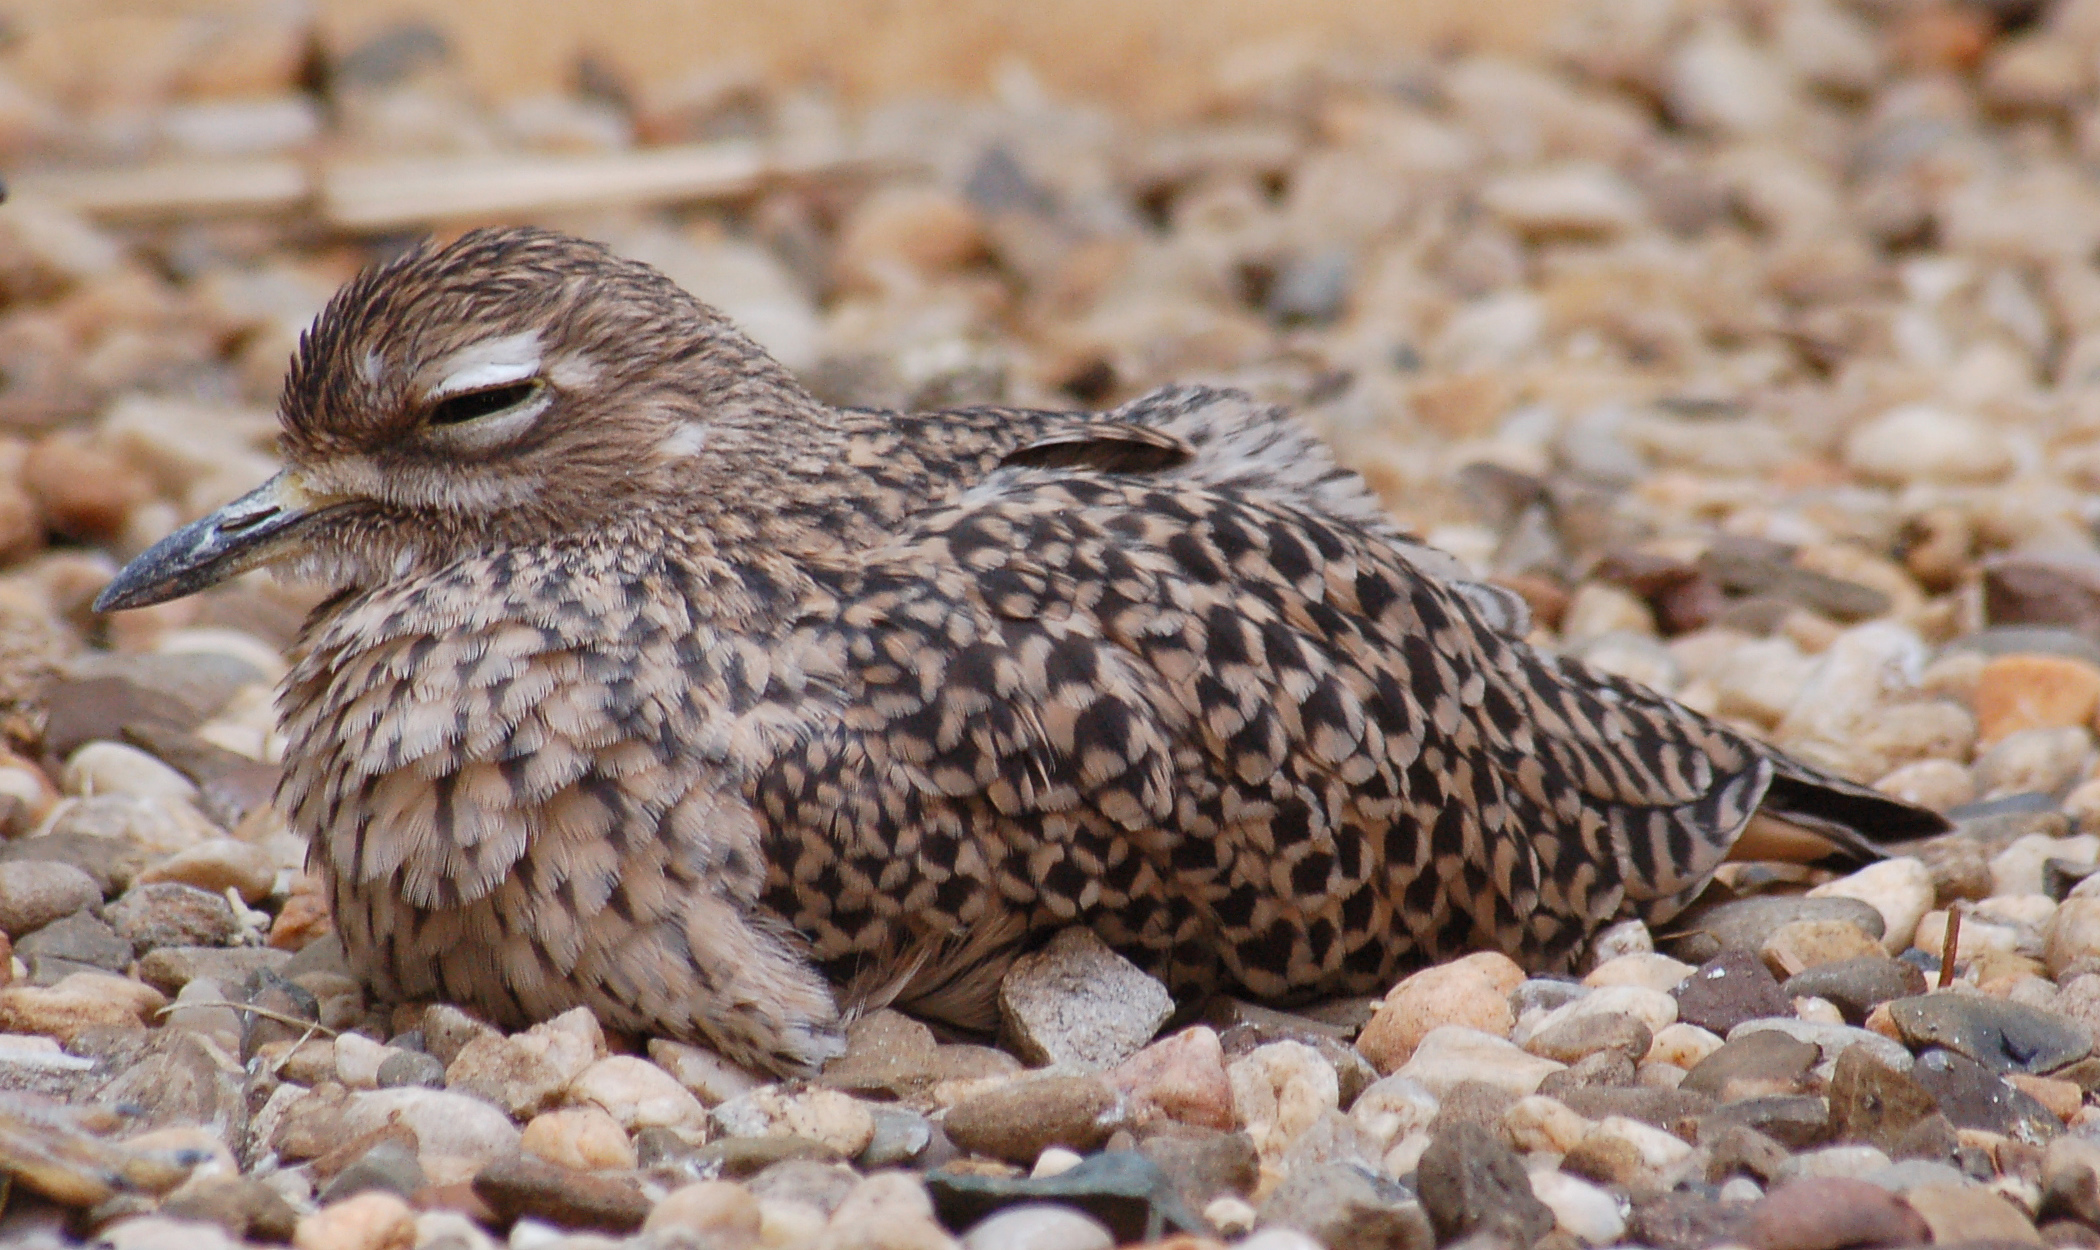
7;1;2100;1248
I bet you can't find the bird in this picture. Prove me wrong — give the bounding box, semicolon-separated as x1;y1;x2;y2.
94;226;1947;1075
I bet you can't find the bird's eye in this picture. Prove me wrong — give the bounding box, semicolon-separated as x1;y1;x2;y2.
428;379;542;426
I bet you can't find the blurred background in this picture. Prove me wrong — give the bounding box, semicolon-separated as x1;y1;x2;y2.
0;0;2096;775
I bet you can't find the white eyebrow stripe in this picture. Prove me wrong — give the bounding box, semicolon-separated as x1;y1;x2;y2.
427;331;543;398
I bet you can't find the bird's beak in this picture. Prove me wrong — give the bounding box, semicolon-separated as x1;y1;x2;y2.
94;470;322;612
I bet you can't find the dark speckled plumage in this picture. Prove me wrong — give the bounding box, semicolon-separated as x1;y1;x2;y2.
100;227;1948;1074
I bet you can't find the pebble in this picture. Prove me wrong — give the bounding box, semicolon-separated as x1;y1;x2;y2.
135;839;277;905
521;1106;636;1171
104;882;241;953
1874;759;1977;812
1804;858;1934;956
0;970;165;1037
1669;896;1887;965
1675;950;1794;1035
1740;1176;1931;1250
337;1089;521;1187
1355;950;1523;1072
650;1037;765;1107
1515;983;1677;1046
1973;654;2100;744
1107;1025;1234;1130
1415;1121;1556;1245
470;1153;650;1234
1974;727;2094;800
711;1085;876;1157
1760;919;1887;978
62;741;198;804
1227;1041;1338;1171
1727;1018;1915;1077
1826;1046;1941;1155
1395;1026;1564;1099
941;1073;1121;1165
996;927;1173;1071
1584;952;1693;992
290;1191;416;1250
0;859;100;938
443;1005;602;1118
1781;957;1924;1026
642;1179;762;1240
1901;1179;2042;1244
1843;404;2014;486
1888;993;2091;1075
567;1054;707;1132
958;1204;1115;1250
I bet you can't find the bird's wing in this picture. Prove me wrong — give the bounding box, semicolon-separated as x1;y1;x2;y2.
755;436;1890;1020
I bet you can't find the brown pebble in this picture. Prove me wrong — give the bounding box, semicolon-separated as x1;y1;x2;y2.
1741;1177;1930;1250
471;1152;649;1233
941;1074;1122;1164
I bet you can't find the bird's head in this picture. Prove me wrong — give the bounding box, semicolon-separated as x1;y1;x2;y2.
95;226;813;612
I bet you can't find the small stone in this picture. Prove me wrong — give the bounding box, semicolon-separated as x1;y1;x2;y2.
959;1204;1115;1250
1674;951;1793;1036
1480;163;1645;239
0;860;100;938
1631;1190;1752;1250
1782;958;1925;1026
2009;1072;2083;1122
1258;1163;1433;1250
338;1090;521;1188
1975;727;2093;800
1348;1074;1440;1149
18;907;134;978
1901;1180;2041;1245
1108;1026;1233;1130
1502;1094;1594;1154
104;883;239;952
61;741;197;804
923;1150;1205;1243
471;1153;649;1234
1136;1124;1258;1211
1973;655;2100;745
643;1179;761;1241
1682;1032;1818;1100
1564;1113;1696;1186
710;1085;876;1158
1669;897;1886;966
1727;1019;1915;1078
1874;760;1975;813
1826;1046;1939;1155
1996;832;2100;899
1844;404;2014;486
1415;1121;1555;1245
997;928;1173;1071
1515;984;1677;1046
333;1032;389;1090
290;1190;415;1250
521;1106;636;1172
1530;1169;1626;1244
1647;1023;1726;1070
1762;919;1888;977
834;186;986;291
1524;1011;1653;1066
1909;1047;2059;1139
567;1055;706;1133
942;1074;1121;1166
2047;898;2100;977
1805;859;1935;957
1888;993;2091;1075
2042;1136;2100;1227
1394;1026;1565;1100
444;1006;602;1118
0;970;163;1038
374;1050;444;1089
136;839;277;905
651;1037;765;1106
1229;1041;1338;1172
861;1105;937;1170
317;1138;424;1204
1740;1176;1929;1250
160;1174;300;1243
1584;953;1694;993
1356;951;1524;1073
